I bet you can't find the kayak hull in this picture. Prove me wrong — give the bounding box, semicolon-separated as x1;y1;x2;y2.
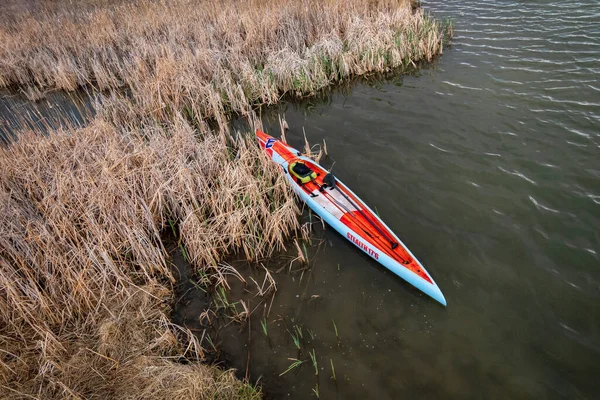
301;187;447;306
256;131;446;306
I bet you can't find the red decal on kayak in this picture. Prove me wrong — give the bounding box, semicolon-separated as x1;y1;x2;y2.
347;232;379;260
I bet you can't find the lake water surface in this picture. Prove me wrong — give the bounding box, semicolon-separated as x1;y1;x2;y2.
2;0;599;398
212;0;599;398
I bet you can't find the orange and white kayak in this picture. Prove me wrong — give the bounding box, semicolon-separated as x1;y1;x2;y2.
256;130;446;306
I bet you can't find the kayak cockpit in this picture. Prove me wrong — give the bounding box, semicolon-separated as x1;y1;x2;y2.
287;159;432;283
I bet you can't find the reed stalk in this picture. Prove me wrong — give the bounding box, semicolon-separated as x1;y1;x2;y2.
0;108;296;398
279;358;305;377
309;349;318;376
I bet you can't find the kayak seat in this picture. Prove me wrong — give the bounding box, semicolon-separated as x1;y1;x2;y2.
289;161;317;184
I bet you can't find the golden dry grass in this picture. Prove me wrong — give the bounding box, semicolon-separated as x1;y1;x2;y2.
0;0;451;398
0;108;295;398
0;0;447;125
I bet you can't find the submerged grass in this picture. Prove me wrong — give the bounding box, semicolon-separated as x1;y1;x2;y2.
288;329;302;350
309;349;319;376
260;318;268;337
330;359;337;381
279;359;305;377
0;0;451;398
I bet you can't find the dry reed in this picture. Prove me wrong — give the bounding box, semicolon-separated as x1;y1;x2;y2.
0;0;448;127
0;106;294;398
0;0;451;398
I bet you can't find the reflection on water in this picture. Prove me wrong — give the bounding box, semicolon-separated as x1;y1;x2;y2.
0;89;94;143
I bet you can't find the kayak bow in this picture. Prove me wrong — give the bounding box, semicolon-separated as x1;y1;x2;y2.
256;130;446;306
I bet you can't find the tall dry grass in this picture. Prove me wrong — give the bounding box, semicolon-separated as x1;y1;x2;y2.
0;0;448;126
0;0;451;398
0;102;297;398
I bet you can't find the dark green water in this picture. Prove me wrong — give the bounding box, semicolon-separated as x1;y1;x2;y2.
206;1;600;398
2;0;599;398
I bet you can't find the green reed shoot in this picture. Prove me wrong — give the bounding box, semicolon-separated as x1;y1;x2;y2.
215;286;239;316
197;269;211;286
189;279;207;294
206;334;217;352
261;317;268;337
307;328;315;340
302;242;309;262
332;319;339;341
309;349;318;375
216;286;229;308
312;383;319;398
330;358;336;381
179;242;188;262
288;329;301;349
168;219;177;236
279;358;305;377
294;324;303;339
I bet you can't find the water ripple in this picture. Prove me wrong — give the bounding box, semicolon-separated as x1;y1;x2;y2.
442;80;482;91
429;143;453;153
529;196;560;213
498;167;537;185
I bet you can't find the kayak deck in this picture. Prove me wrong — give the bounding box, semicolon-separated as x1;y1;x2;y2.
289;159;433;284
256;130;446;306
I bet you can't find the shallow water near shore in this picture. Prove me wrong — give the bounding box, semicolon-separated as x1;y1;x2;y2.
204;0;600;398
3;0;600;398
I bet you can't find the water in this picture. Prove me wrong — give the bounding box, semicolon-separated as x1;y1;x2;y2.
0;89;94;143
207;1;600;398
3;0;600;398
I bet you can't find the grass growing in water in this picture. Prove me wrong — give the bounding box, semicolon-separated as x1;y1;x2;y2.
332;319;340;341
330;359;337;381
0;0;451;398
288;329;302;350
295;325;304;339
279;359;306;377
261;318;268;337
313;383;320;398
309;349;319;376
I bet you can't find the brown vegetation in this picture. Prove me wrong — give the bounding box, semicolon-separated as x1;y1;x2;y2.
0;106;295;398
0;0;450;398
0;0;448;125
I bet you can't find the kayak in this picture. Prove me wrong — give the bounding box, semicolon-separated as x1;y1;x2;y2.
256;130;446;306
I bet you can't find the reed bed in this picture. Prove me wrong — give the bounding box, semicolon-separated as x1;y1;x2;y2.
0;0;448;126
0;105;295;398
0;0;451;397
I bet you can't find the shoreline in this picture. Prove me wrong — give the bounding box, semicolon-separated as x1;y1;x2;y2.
0;1;452;398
